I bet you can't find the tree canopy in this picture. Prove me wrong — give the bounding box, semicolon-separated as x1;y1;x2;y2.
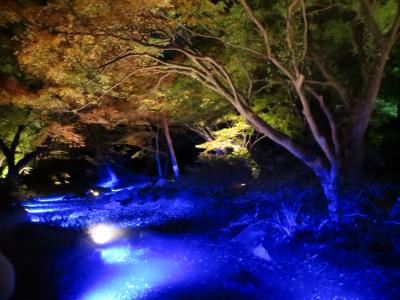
0;0;399;218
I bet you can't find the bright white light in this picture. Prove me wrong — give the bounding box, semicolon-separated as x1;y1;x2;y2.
88;223;122;245
89;189;100;197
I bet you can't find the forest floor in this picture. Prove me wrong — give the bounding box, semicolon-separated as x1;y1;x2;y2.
1;176;400;300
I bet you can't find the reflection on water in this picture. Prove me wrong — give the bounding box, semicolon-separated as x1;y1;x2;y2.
100;245;145;264
72;233;210;300
21;190;367;300
82;250;182;300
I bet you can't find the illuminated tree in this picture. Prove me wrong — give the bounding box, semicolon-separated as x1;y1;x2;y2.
3;0;400;218
0;105;52;184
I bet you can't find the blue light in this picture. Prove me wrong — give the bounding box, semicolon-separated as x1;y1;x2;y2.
29;216;41;222
23;202;58;208
81;256;182;300
25;207;72;213
97;166;119;189
36;196;65;202
100;246;145;264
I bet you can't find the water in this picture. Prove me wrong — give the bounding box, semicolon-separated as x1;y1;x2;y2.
18;188;380;300
56;227;301;300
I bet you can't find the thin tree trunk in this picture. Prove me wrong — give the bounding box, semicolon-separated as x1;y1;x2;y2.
343;68;387;182
188;125;225;155
162;112;180;179
154;128;163;178
0;126;23;184
320;167;342;221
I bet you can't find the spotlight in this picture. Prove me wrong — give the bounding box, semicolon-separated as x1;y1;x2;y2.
89;189;100;197
88;223;122;245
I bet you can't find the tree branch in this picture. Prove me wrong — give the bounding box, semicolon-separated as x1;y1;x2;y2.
306;87;341;157
286;0;300;75
300;0;309;63
0;138;10;159
239;0;296;82
295;76;337;167
311;53;349;105
350;23;369;82
386;0;400;43
360;0;383;43
239;0;272;56
10;125;25;156
14;136;52;175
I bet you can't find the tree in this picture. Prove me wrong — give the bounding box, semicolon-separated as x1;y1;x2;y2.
4;0;400;219
0;105;52;208
0;124;52;184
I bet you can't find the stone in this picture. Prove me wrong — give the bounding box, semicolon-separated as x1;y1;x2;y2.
233;221;268;247
253;244;272;262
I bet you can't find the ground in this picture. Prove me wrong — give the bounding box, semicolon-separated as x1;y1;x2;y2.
0;175;399;300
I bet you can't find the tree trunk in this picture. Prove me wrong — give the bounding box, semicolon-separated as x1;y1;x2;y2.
320;168;342;221
0;132;52;190
5;167;19;184
154;128;163;178
343;134;365;183
162;113;180;179
232;100;345;219
343;92;378;183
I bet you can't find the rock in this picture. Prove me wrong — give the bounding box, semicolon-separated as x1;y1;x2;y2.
233;221;268;247
253;244;272;261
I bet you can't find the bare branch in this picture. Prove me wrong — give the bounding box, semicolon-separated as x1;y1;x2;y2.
239;0;271;56
152;72;173;91
248;133;267;150
97;51;138;69
306;4;342;15
240;0;295;81
306;87;341;157
300;0;308;62
286;0;300;75
295;75;337;167
178;25;268;60
98;65;162;99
